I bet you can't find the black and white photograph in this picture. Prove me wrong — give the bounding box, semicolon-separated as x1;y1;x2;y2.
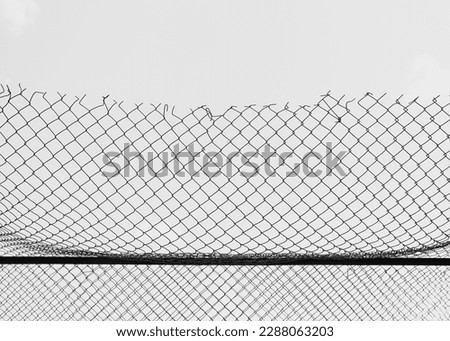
1;1;450;339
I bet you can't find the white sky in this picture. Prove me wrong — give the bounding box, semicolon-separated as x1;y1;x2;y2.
1;0;450;111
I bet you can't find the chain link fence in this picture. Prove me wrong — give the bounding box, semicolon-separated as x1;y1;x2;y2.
1;85;450;319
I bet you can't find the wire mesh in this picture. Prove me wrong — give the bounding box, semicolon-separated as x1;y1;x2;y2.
0;85;450;319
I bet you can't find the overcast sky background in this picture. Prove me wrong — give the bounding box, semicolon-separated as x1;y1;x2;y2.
1;0;450;112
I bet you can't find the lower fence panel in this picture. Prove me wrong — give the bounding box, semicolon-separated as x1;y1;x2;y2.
1;264;449;320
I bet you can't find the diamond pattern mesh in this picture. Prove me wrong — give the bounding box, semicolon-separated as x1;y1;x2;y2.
1;85;450;319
